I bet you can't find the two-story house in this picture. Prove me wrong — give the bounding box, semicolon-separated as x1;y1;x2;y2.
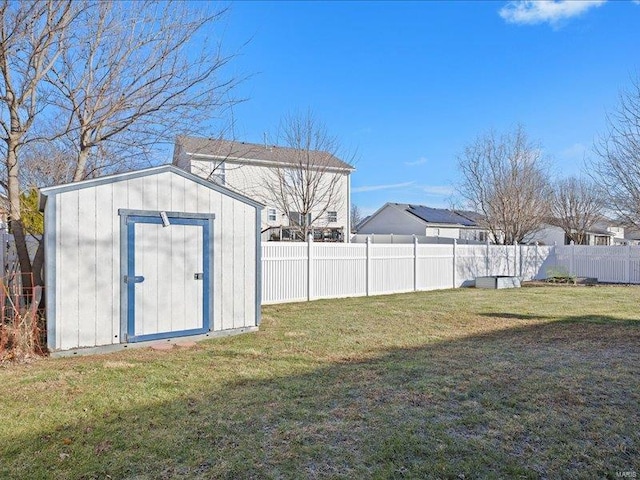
173;136;355;241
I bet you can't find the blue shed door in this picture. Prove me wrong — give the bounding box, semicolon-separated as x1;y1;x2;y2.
126;215;211;342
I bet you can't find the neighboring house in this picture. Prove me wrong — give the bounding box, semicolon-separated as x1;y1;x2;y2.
530;220;625;246
173;137;354;242
355;203;490;244
624;227;640;245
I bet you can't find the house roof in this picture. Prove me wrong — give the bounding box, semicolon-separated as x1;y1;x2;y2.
356;202;484;232
176;136;355;171
39;164;264;211
405;204;479;227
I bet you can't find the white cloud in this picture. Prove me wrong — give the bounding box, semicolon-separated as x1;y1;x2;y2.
404;157;428;167
423;186;455;197
352;181;415;193
499;0;606;26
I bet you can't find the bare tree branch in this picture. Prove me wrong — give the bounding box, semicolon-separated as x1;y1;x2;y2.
457;125;551;244
47;0;242;181
260;110;354;240
592;75;640;229
0;0;242;297
549;176;605;244
0;0;77;288
350;204;364;233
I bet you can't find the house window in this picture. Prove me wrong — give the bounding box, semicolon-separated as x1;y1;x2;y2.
267;208;277;222
327;211;337;223
478;231;487;242
290;212;312;226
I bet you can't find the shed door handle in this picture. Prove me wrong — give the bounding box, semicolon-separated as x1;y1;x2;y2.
194;273;203;280
124;275;145;284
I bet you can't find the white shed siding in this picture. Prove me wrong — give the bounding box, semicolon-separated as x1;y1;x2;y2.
244;207;256;325
47;169;258;351
220;194;234;330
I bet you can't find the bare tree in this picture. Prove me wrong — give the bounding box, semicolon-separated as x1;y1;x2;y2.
48;0;238;182
0;0;77;288
550;177;605;244
350;204;364;233
592;76;640;228
457;125;551;244
0;0;240;290
20;140;77;188
261;111;354;240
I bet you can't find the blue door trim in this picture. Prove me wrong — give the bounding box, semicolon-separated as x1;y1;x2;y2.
126;214;212;343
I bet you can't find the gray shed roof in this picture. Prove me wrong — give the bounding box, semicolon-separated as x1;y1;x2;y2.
39;164;264;211
176;136;355;171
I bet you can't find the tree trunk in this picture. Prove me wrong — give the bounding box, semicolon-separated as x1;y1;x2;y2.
10;221;34;291
7;141;34;293
32;239;45;286
73;146;91;182
33;240;46;312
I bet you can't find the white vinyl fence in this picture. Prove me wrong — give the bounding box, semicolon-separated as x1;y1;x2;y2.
351;233;482;245
262;240;640;304
262;238;553;304
554;244;640;284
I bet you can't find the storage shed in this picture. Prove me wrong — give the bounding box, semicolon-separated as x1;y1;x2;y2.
39;165;262;354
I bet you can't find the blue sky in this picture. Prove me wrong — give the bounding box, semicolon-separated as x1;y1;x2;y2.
212;0;640;215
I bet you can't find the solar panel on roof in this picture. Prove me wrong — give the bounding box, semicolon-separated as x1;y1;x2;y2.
407;205;478;226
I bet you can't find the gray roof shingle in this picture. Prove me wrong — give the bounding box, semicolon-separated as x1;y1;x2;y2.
176;136;354;171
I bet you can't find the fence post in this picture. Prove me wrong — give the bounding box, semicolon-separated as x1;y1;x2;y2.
626;242;631;284
307;233;313;301
453;238;457;288
413;235;418;292
570;240;575;276
366;236;371;297
485;238;490;276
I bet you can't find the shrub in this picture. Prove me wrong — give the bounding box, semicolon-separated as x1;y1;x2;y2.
546;266;576;284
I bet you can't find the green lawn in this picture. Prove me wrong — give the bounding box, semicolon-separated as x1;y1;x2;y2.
1;287;639;479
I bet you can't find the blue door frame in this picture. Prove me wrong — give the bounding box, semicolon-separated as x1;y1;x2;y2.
126;214;211;342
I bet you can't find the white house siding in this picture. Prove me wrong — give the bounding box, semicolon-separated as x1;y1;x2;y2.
531;224;625;246
529;226;567;246
47;169;257;351
190;158;350;236
425;226;460;239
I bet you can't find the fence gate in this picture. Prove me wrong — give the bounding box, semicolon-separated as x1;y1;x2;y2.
124;213;211;342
